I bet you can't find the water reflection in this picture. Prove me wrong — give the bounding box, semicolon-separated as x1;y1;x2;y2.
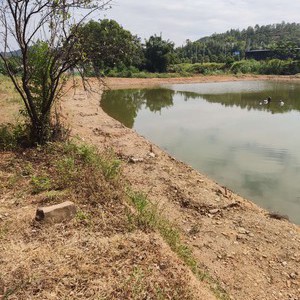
185;92;295;114
101;81;300;224
101;89;175;128
102;81;300;128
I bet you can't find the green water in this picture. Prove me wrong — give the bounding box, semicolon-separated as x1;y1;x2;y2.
101;81;300;224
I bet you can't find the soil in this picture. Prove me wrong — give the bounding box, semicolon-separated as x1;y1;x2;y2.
1;75;299;300
61;75;300;300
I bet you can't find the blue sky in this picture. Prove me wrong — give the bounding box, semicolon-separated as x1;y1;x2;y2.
103;0;300;45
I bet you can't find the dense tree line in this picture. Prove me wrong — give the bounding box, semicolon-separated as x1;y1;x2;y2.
178;22;300;63
2;20;300;78
77;20;300;74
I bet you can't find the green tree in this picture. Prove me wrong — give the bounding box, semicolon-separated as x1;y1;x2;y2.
78;19;144;75
175;22;300;63
271;41;299;59
144;35;175;72
0;0;112;145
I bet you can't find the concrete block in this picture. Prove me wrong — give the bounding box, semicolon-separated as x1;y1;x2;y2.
35;201;76;223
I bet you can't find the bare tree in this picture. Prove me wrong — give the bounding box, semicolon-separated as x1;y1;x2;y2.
0;0;112;144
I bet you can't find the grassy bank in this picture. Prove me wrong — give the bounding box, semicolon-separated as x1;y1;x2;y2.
0;136;228;299
0;76;22;124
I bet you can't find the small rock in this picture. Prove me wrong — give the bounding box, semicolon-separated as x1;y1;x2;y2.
209;208;219;214
159;263;167;270
148;152;156;158
236;234;246;240
129;157;144;163
290;273;297;279
237;227;247;234
35;201;77;224
282;261;288;267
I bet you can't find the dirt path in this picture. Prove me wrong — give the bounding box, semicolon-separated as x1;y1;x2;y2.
62;75;300;300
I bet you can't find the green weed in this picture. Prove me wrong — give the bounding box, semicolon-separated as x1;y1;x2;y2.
127;190;230;300
30;174;51;194
56;157;77;186
0;123;30;150
44;190;68;200
59;142;121;180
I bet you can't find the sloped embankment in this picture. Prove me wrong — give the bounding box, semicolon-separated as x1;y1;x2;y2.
61;76;300;300
0;142;215;299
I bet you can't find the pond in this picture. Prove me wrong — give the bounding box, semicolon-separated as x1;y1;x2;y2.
101;81;300;224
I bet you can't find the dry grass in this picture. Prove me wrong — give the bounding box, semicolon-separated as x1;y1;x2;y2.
0;142;205;299
0;76;22;124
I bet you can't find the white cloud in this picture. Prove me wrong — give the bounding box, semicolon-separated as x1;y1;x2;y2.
104;0;300;45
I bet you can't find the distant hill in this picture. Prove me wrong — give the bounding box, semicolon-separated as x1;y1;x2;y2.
199;22;300;49
176;22;300;63
0;49;22;57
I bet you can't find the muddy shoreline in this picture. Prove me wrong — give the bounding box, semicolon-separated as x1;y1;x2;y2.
62;75;300;300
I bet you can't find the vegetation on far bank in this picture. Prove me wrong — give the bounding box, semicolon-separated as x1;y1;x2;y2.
1;8;300;145
101;59;300;78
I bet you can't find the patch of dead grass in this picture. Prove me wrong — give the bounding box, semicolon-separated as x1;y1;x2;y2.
0;76;22;124
0;142;213;299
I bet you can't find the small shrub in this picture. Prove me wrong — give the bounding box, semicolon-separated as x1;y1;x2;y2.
76;210;91;225
128;191;158;230
0;124;30;150
30;174;52;194
56;142;121;181
99;150;121;180
56;157;77;186
76;143;98;164
186;62;226;74
21;162;34;176
127;190;200;275
230;59;261;74
259;59;284;74
0;125;16;150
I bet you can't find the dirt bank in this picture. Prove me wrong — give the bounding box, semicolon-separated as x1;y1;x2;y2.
62;75;300;300
103;74;300;89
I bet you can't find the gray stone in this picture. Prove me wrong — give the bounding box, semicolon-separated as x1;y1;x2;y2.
35;201;76;223
129;157;144;163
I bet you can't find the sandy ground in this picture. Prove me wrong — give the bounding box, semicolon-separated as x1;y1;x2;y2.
61;75;300;300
